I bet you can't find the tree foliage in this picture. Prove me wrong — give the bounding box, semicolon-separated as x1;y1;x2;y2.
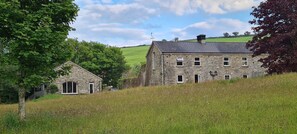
0;0;78;120
244;31;251;36
247;0;297;74
232;32;239;37
223;32;230;37
65;39;128;87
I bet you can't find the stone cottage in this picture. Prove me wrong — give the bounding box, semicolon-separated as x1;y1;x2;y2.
145;35;266;86
53;61;102;94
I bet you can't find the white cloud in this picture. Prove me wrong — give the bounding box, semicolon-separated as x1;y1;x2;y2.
101;0;113;4
69;1;157;46
70;0;262;46
77;3;156;24
137;0;263;15
172;18;252;39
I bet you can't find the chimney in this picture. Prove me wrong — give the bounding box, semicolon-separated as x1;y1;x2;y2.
197;34;206;44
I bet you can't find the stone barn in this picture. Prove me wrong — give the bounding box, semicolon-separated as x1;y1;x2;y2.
53;61;102;95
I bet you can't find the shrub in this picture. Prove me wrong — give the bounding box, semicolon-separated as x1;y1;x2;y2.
47;84;58;94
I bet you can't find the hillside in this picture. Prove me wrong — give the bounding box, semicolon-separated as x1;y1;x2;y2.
1;73;297;133
122;36;253;66
122;45;150;66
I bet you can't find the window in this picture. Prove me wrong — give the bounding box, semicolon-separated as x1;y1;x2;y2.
152;52;155;70
243;75;248;79
62;81;77;94
224;75;231;80
177;75;183;83
176;57;183;66
223;57;230;66
194;58;201;66
242;57;248;66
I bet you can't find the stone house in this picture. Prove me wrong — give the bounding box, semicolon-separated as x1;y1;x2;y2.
53;61;102;94
145;35;266;86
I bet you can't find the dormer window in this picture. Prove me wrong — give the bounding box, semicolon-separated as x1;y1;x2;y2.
176;57;183;66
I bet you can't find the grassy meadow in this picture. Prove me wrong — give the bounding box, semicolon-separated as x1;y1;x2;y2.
122;36;253;66
1;73;297;133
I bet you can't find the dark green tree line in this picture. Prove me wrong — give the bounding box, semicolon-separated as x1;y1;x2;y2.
65;39;128;88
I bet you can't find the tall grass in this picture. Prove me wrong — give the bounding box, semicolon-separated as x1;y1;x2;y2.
1;73;297;133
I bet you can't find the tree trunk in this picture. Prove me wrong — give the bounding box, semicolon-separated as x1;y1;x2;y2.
18;87;26;121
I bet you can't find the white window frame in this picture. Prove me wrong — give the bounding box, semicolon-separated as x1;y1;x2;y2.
224;75;231;80
62;81;78;95
177;75;184;83
176;57;184;66
242;57;248;66
194;57;201;66
89;83;94;94
223;57;230;66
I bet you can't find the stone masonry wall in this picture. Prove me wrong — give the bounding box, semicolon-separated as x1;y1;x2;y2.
145;45;163;86
162;53;266;85
53;62;102;94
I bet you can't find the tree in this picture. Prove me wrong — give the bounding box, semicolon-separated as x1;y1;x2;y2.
247;0;297;74
244;31;251;36
174;37;179;42
232;32;239;37
66;39;128;88
0;1;78;121
223;32;230;37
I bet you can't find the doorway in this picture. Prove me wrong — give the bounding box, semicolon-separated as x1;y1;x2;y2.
89;83;94;94
195;75;199;83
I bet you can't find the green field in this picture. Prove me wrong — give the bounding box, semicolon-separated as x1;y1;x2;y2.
122;45;150;66
122;36;253;66
1;73;297;133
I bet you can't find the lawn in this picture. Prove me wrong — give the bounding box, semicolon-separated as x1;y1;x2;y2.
1;73;297;133
122;36;253;66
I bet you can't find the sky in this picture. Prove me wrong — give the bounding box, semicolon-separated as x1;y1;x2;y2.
68;0;264;47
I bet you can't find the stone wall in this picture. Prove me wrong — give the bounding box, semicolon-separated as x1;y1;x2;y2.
145;45;163;86
145;51;267;86
163;53;266;85
53;62;102;94
122;64;146;89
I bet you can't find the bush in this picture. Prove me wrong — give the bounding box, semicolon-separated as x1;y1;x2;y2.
46;84;58;94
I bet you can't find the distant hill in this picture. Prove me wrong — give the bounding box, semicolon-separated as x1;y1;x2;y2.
1;73;297;133
122;36;253;66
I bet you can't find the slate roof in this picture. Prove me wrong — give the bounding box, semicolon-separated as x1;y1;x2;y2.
153;41;252;54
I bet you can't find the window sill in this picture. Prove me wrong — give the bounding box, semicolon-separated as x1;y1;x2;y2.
223;65;230;67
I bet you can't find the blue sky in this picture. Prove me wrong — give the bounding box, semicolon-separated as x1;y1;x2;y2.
68;0;263;47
